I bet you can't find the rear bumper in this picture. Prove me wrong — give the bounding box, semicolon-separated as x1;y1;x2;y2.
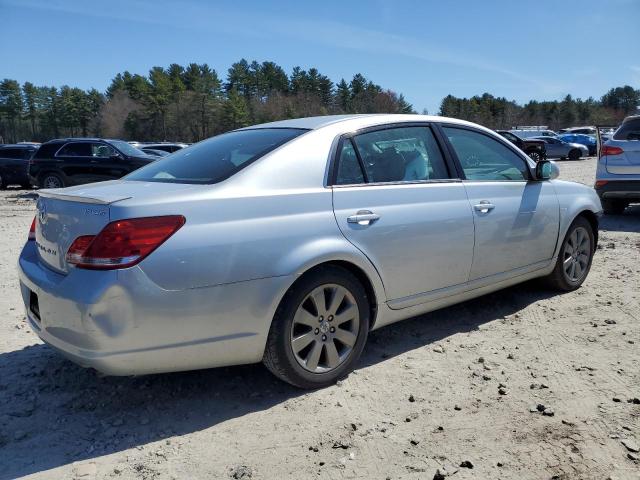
18;241;292;375
595;180;640;200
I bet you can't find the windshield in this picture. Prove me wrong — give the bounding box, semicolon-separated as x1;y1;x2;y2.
108;140;147;157
125;128;307;184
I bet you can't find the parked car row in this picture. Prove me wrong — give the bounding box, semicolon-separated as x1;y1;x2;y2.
0;138;191;189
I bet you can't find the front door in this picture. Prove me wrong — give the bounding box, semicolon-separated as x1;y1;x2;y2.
331;125;475;302
441;125;560;281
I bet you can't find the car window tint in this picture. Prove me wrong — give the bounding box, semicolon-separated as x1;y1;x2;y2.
91;143;116;157
351;126;448;183
0;148;20;159
335;139;365;185
57;143;92;157
126;128;306;184
443;127;528;181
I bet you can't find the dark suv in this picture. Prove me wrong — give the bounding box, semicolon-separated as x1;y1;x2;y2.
496;130;547;162
0;144;38;189
29;138;155;188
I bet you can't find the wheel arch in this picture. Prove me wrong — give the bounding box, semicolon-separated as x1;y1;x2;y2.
273;242;386;331
575;209;599;247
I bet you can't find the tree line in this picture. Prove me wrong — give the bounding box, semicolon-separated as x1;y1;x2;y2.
439;85;639;131
0;60;413;143
1;59;638;143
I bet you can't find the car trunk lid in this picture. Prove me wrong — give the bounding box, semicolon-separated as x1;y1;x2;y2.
35;191;115;274
35;181;204;273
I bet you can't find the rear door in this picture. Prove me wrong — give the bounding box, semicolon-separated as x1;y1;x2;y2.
441;125;560;281
543;138;564;158
605;118;640;175
331;124;475;303
55;142;96;184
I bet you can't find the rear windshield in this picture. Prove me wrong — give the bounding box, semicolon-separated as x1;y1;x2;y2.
126;128;307;184
613;118;640;141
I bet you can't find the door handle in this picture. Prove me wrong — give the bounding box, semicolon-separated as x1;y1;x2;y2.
347;210;380;225
473;201;495;214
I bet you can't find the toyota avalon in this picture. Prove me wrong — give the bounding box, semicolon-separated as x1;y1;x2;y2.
18;115;602;388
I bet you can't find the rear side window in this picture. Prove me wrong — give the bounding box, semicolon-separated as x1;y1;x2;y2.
126;128;307;184
443;127;528;181
335;140;365;185
0;148;21;159
57;143;92;157
614;118;640;140
33;143;63;159
339;126;449;184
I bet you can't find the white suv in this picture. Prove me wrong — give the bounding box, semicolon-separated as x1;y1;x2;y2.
595;115;640;214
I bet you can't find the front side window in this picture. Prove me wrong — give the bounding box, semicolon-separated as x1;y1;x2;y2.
347;126;449;183
126;128;307;184
91;143;116;157
57;143;91;157
443;127;528;181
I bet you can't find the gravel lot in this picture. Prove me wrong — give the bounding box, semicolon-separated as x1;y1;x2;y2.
0;157;638;480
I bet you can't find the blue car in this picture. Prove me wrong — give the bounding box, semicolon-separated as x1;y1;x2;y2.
558;133;597;155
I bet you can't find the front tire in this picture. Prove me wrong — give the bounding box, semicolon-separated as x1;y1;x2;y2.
543;216;594;291
263;265;370;389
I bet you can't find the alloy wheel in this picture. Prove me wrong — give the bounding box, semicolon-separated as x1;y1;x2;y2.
290;283;360;373
43;175;62;189
562;226;591;283
528;151;542;162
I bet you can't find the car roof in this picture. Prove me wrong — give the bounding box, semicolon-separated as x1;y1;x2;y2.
238;114;477;132
0;143;37;149
43;138;127;144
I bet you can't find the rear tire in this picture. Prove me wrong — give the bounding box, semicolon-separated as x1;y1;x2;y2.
39;173;65;189
543;216;594;291
601;199;627;215
263;265;370;389
568;149;581;160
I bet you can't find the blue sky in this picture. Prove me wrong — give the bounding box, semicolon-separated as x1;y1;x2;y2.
1;0;638;113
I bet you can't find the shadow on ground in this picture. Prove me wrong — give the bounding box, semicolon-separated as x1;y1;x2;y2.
599;204;640;234
0;283;558;479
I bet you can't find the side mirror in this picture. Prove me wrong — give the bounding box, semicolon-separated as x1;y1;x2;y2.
535;160;552;180
110;153;123;160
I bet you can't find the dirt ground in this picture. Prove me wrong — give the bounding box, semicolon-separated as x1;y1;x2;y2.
0;158;638;480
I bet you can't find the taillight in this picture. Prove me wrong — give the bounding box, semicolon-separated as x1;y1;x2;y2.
28;216;36;241
601;145;623;156
66;215;185;270
595;180;609;188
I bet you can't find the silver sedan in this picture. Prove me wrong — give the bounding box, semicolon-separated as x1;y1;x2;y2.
531;136;590;160
18;115;602;388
